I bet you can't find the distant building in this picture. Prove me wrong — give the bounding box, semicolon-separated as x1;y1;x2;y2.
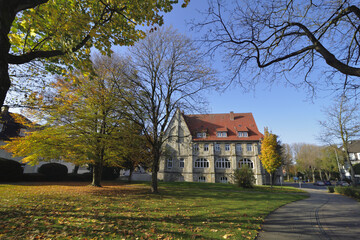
0;106;88;174
158;109;277;185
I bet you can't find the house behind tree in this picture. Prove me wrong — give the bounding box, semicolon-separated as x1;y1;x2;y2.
158;109;267;184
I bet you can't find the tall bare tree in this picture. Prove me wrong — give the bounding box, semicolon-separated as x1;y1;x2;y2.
198;0;360;94
120;27;217;193
319;96;360;185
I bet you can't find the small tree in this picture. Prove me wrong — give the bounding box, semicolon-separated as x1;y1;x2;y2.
260;128;282;186
233;165;255;188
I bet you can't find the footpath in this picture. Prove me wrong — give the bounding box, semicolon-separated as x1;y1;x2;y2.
257;185;360;240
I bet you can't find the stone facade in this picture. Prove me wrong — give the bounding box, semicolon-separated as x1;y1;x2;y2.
158;109;266;185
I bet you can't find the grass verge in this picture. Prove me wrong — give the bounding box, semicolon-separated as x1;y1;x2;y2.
0;181;307;239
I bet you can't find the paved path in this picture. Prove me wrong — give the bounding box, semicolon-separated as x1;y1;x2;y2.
257;185;360;240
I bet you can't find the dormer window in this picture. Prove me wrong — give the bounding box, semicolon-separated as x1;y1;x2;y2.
217;131;227;137
196;132;206;138
238;131;248;137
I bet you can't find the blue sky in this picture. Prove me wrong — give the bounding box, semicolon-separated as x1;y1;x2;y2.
156;1;333;146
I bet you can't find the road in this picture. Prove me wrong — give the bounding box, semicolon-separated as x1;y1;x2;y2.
256;183;360;240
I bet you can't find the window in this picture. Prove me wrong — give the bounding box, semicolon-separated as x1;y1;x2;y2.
217;131;227;137
194;158;209;168
197;132;206;138
215;143;220;152
236;144;242;152
225;144;230;151
247;144;252;152
198;176;206;182
167;158;173;168
216;158;231;168
204;144;209;151
220;176;228;183
193;143;199;151
239;158;254;169
179;158;184;168
238;131;248;137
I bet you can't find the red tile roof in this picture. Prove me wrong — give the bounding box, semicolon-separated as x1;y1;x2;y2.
183;112;263;142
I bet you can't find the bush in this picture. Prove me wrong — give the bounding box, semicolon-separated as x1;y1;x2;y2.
327;186;335;193
38;163;68;181
0;158;23;182
233;165;255;188
102;167;120;180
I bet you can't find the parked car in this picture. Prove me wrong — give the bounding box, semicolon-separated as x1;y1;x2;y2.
314;181;325;186
336;181;350;186
323;180;332;186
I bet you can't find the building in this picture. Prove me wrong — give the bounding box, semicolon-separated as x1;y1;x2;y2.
0;106;87;174
158;109;268;185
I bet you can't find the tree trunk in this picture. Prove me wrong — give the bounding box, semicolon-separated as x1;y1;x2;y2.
0;2;14;109
91;162;103;187
72;165;79;174
128;168;133;183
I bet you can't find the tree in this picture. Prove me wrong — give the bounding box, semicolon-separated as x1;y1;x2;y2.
2;55;133;187
319;96;360;185
1;0;189;110
198;0;360;94
120;27;217;193
259;128;282;186
281;143;294;181
293;143;322;182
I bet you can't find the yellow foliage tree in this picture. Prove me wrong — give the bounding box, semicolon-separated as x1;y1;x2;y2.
260;128;282;186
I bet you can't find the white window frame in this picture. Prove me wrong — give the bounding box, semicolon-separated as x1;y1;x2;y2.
167;158;173;169
215;158;231;169
238;131;248;137
247;143;252;152
217;131;227;137
220;176;228;183
194;158;209;168
179;158;184;168
215;143;220;152
198;176;206;182
225;144;230;151
204;144;209;151
239;158;254;169
236;143;242;152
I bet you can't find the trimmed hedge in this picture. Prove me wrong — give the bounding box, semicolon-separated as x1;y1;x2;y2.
0;158;23;182
38;163;68;181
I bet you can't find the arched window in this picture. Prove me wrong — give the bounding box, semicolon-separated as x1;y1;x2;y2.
220;176;228;183
238;158;254;169
194;158;209;168
215;158;231;169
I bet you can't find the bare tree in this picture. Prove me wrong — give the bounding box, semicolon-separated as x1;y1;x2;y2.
319;96;360;185
197;0;360;94
120;27;217;193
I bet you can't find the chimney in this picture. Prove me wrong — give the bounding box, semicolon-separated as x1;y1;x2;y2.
230;111;234;121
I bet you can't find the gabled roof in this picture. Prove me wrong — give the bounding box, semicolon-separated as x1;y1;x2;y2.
183;112;263;141
0;109;32;141
348;140;360;153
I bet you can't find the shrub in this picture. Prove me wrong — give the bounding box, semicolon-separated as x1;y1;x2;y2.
38;163;68;180
0;158;23;182
327;186;334;193
233;165;255;188
102;167;120;180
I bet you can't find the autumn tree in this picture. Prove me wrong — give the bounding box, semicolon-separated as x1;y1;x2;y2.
260;128;282;186
2;55;133;186
1;0;189;110
319;96;360;185
120;27;217;193
198;0;360;94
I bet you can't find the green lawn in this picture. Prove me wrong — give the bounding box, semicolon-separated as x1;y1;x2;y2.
0;181;307;239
